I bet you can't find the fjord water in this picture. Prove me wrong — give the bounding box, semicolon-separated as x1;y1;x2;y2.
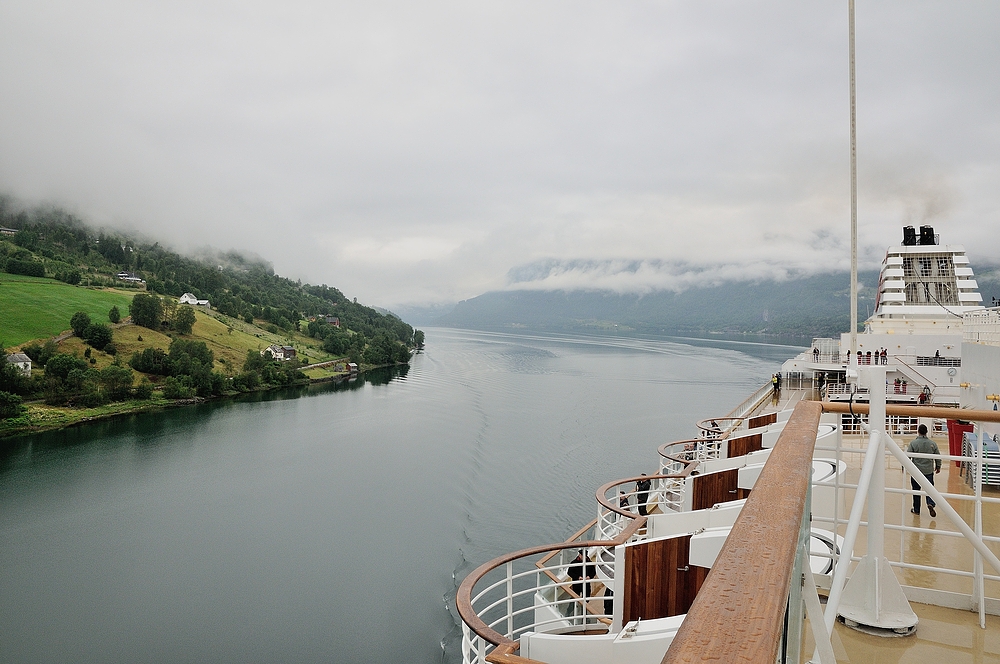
0;328;797;664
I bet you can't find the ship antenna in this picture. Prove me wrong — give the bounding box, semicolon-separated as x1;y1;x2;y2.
849;0;858;357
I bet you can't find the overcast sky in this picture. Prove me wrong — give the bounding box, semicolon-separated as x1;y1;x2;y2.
1;2;998;309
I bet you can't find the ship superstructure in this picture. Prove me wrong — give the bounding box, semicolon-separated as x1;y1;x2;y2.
781;226;985;407
870;224;983;328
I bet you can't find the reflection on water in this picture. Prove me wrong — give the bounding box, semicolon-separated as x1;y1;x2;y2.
0;328;786;664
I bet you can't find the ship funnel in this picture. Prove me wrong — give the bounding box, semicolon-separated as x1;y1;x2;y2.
902;226;916;246
919;225;936;245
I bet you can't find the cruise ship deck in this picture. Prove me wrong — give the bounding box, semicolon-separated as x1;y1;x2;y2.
758;385;1000;662
457;373;1000;664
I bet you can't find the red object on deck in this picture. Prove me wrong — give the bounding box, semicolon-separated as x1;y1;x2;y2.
948;419;975;467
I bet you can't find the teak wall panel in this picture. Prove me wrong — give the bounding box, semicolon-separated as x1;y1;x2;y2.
728;434;763;458
748;412;777;429
622;536;708;624
691;468;740;511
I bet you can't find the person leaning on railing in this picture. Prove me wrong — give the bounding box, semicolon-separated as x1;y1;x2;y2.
636;474;651;516
907;424;941;518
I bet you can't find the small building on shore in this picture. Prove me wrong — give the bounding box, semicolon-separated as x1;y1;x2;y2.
116;271;146;284
262;344;297;361
5;353;32;376
179;292;211;308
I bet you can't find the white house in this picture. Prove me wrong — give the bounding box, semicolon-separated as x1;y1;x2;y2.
5;353;32;376
179;292;211;308
261;344;297;361
116;271;146;284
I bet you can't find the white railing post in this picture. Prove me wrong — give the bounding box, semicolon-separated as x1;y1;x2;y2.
823;424;880;633
835;366;918;634
975;427;986;628
784;477;810;664
505;561;513;639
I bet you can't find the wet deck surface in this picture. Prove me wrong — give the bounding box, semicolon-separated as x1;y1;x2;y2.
802;602;1000;663
755;388;1000;662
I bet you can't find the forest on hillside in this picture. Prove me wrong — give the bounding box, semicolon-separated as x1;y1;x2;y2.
0;197;417;348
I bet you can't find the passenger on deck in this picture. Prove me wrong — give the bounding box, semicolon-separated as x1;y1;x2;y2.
568;551;585;596
636;474;651;516
907;424;941;517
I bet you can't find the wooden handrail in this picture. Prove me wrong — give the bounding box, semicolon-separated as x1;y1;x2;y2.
821;401;1000;423
657;439;708;460
661;401;822;664
456;517;647;657
483;642;541;664
696;416;744;437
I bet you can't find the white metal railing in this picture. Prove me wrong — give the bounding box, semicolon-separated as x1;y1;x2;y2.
851;352;888;366
459;521;625;664
826;383;925;397
964;308;1000;346
915;355;961;367
809;351;841;365
656;441;711;513
596;483;652;543
826;383;869;397
814;427;1000;630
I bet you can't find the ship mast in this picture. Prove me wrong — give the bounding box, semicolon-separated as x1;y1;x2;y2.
849;0;858;354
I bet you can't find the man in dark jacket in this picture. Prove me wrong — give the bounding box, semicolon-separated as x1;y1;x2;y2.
568;551;585;596
906;424;941;517
636;474;652;516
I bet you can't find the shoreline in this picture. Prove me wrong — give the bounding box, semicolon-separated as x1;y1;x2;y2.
0;363;403;441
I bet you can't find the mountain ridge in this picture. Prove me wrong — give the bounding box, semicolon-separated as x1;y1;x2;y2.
432;269;1000;340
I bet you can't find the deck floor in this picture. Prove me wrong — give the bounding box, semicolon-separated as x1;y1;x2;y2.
753;389;1000;662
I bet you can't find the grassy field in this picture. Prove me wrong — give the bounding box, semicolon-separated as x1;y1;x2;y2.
57;309;340;374
0;272;337;367
0;274;135;346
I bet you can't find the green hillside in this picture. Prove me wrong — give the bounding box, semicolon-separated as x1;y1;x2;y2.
0;274;134;346
0;199;422;438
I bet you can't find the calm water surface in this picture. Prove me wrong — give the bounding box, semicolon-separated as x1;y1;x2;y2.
0;328;798;663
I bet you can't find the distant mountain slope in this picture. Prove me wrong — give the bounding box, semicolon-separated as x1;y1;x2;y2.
434;269;1000;339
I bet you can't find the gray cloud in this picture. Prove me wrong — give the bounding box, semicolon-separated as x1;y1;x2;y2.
1;1;998;308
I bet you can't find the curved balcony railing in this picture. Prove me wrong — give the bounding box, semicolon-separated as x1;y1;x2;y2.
656;440;710;512
594;466;698;542
456;518;646;664
695;416;744;438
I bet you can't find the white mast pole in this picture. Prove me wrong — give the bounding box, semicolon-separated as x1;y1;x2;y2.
849;0;858;355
